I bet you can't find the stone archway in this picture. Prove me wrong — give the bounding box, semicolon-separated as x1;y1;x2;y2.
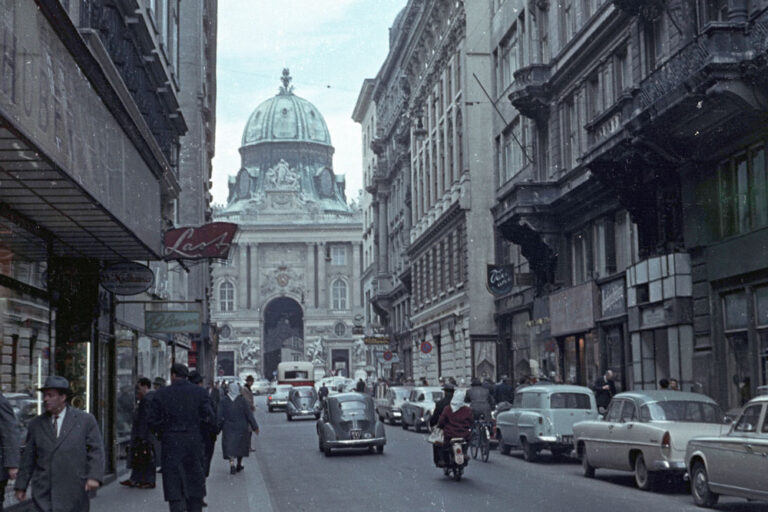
263;297;304;380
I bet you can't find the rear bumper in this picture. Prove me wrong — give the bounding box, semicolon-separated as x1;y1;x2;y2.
268;401;288;408
326;437;386;448
650;459;686;472
288;409;317;416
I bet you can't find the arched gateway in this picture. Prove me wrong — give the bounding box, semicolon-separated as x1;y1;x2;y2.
262;297;303;380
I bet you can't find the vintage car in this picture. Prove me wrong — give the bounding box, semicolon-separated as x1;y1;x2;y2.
375;386;412;424
496;384;598;461
400;387;444;432
316;393;386;456
574;391;729;490
267;384;293;412
252;379;272;395
685;395;768;507
286;386;320;421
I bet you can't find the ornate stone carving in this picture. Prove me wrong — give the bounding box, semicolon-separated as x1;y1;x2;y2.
305;336;326;367
264;159;300;190
260;265;304;296
239;338;261;366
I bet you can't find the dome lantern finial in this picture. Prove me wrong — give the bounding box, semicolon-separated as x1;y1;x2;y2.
279;68;294;95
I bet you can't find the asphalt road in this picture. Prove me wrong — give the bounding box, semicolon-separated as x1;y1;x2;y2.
250;396;766;512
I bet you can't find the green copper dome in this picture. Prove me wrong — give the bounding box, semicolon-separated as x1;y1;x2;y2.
241;70;332;147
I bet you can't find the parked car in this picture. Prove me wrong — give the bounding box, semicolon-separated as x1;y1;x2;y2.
496;384;598;461
685;395;768;507
252;379;272;395
316;393;385;456
574;391;729;491
286;386;320;421
267;384;293;412
375;386;412;424
400;387;443;432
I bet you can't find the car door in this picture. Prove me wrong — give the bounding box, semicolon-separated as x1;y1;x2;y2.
589;399;624;468
507;392;524;446
613;399;640;470
710;403;763;491
734;403;766;494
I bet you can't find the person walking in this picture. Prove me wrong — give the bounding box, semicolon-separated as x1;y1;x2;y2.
592;370;617;414
493;376;515;404
318;383;329;402
355;378;366;392
209;381;221;414
218;382;259;474
0;389;20;511
121;377;156;489
148;364;215;512
14;376;105;512
242;376;256;453
189;372;217;482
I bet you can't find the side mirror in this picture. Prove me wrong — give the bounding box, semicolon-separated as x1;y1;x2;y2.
723;416;733;425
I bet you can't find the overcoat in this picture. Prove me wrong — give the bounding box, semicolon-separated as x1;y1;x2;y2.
128;392;155;468
148;379;215;502
218;395;258;459
0;392;20;482
15;407;105;512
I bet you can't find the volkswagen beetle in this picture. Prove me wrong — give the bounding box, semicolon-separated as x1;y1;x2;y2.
317;393;385;456
286;386;320;421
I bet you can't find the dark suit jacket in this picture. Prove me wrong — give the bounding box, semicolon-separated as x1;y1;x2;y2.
592;377;617;409
15;407;105;512
0;393;20;481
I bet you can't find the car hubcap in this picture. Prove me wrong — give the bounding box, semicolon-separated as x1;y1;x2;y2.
694;470;707;497
636;460;646;484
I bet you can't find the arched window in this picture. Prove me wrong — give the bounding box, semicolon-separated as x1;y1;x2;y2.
331;279;348;310
219;282;234;312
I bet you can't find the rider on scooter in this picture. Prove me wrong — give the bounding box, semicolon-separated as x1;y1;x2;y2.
436;392;473;466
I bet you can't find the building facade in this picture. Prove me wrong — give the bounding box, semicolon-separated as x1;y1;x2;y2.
212;72;365;382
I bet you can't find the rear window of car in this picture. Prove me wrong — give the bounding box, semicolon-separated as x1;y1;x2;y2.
295;389;314;397
550;393;591;409
646;400;723;423
430;391;444;401
284;371;309;379
339;400;367;411
521;393;540;409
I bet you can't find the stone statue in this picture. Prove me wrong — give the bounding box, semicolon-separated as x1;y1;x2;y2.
352;338;366;364
239;337;260;366
305;337;326;367
265;159;300;191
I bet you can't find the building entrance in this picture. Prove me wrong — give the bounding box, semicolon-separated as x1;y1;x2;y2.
263;297;304;380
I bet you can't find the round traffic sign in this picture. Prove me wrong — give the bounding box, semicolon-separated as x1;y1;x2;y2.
383;351;393;361
420;341;433;354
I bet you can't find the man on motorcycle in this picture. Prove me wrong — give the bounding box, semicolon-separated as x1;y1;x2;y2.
436;396;473;471
429;383;455;466
464;377;496;421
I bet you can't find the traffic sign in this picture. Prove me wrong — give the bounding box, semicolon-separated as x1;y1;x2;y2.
420;341;433;354
383;351;393;361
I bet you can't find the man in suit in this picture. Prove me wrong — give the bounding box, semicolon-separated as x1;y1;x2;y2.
241;376;255;452
592;370;617;414
149;364;216;512
0;390;20;511
15;376;105;512
121;377;156;489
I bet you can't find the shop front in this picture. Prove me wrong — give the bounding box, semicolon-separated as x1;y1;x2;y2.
550;282;600;386
597;276;628;392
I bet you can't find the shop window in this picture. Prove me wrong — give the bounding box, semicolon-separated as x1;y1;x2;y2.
723;291;748;330
219;282;234;312
332;279;348;310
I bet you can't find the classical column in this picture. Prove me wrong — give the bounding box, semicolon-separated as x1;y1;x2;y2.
250;243;259;310
352;241;362;307
317;242;326;308
305;242;314;308
237;243;248;310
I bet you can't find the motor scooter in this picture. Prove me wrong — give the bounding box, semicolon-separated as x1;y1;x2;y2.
439;437;469;481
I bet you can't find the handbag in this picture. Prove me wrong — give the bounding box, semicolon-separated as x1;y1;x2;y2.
427;426;444;444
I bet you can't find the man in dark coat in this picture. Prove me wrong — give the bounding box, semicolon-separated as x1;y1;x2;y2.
189;371;217;480
592;370;617;413
428;383;455;466
494;376;515;404
148;364;215;512
355;379;366;392
15;376;104;512
0;390;20;511
465;377;496;420
218;382;258;474
121;377;156;488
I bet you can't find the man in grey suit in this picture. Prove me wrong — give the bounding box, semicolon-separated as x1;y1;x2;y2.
14;376;105;512
0;390;20;511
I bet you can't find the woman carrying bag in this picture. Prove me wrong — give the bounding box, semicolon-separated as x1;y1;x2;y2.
428;383;455;466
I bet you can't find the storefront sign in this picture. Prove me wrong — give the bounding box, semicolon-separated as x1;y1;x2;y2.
641;305;666;328
163;223;238;260
549;282;597;337
600;278;626;318
364;336;390;345
100;262;154;295
145;311;201;333
486;264;515;296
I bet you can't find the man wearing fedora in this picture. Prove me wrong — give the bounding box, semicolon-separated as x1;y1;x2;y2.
148;363;215;512
15;375;105;512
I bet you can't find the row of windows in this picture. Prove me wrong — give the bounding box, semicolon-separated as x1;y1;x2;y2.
569;211;640;285
412;226;465;311
717;142;768;240
217;279;349;312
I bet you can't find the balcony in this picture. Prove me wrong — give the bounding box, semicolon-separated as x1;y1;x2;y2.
370;273;395;317
508;64;552;121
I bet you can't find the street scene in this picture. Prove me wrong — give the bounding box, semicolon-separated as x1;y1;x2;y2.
2;0;768;511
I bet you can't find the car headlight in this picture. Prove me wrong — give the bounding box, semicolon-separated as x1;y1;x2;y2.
364;432;372;439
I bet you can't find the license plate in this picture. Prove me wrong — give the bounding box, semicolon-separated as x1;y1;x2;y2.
350;429;362;440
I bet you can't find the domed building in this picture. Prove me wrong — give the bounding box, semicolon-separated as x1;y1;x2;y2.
212;70;365;381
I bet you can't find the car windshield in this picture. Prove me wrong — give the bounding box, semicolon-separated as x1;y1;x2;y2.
550;393;591;409
393;388;411;399
276;386;293;394
646;400;723;423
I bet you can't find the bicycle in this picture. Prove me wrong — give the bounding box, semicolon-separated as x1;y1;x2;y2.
470;417;492;462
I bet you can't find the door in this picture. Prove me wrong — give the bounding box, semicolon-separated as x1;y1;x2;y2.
711;403;763;491
614;399;639;470
589;399;623;467
736;404;766;494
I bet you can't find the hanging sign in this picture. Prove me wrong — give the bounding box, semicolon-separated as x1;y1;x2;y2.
163;222;238;260
486;264;515;296
364;336;390;345
145;311;201;333
100;262;154;295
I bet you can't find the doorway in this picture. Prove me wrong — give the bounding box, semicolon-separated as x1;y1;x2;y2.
263;297;303;380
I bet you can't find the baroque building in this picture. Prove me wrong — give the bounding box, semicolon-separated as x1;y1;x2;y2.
212;72;364;381
363;0;498;383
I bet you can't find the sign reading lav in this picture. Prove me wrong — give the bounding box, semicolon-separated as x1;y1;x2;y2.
145;311;201;334
486;264;515;296
163;223;238;260
100;262;154;296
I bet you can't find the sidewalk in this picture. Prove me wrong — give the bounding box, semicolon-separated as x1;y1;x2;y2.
91;441;274;512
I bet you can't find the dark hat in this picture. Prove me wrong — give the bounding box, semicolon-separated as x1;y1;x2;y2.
38;375;70;393
442;383;456;392
171;363;189;378
189;371;203;384
153;377;167;386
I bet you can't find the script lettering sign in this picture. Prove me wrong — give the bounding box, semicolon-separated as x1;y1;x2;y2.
100;262;154;295
486;264;515;296
163;223;238;260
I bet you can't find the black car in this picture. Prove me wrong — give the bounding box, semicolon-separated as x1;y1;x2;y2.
286;386;320;421
316;393;386;456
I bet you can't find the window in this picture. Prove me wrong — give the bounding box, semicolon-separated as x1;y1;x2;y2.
572;230;592;284
331;246;347;266
615;47;630;94
718;144;768;239
723;292;748;330
620;401;636;422
564;95;579;170
332;279;348;309
502;26;519;89
219;282;234;312
605;400;623;422
734;404;762;432
550;393;592;409
521;392;540;409
700;0;728;26
639;405;652;422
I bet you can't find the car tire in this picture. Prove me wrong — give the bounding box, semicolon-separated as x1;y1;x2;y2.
581;449;595;478
318;438;324;452
497;431;511;455
286;414;292;422
268;406;273;413
691;461;719;507
401;421;408;430
521;439;538;462
376;445;384;454
324;444;332;457
634;453;657;491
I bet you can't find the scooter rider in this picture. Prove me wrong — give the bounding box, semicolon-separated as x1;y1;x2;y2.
429;383;455;466
464;377;496;421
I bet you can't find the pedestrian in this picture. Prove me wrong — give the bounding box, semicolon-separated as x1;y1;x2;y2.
659;378;670;389
190;372;217;487
241;375;256;453
355;378;366;392
0;389;20;511
148;363;215;512
419;377;428;386
592;369;617;414
121;377;156;489
153;376;166;391
318;382;329;402
494;375;514;404
669;378;680;391
465;377;496;421
218;382;259;475
209;381;221;415
14;375;105;512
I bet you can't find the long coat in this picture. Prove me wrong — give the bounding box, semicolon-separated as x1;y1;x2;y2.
128;393;155;467
148;379;215;502
15;407;105;512
218;395;258;459
0;392;20;482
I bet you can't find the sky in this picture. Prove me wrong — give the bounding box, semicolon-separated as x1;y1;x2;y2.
211;0;407;206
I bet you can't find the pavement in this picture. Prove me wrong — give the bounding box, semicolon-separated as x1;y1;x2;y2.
89;396;767;512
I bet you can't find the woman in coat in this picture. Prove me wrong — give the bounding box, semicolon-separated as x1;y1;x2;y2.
218;382;259;474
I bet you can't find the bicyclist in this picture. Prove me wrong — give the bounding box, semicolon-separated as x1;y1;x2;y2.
464;377;496;421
